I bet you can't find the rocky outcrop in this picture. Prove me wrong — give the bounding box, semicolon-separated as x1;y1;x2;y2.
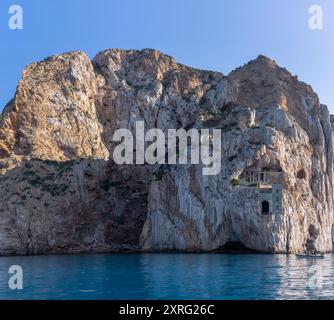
0;49;333;255
0;52;108;160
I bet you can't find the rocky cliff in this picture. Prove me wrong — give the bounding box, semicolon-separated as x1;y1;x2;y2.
0;49;333;255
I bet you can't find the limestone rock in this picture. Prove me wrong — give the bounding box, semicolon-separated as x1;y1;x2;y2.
0;52;108;161
0;50;333;255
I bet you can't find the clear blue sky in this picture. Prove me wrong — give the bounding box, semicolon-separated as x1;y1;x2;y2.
1;0;334;112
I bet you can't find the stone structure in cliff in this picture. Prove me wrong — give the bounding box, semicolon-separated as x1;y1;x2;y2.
0;49;333;255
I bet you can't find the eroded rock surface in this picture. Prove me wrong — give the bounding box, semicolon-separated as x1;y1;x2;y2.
0;49;333;255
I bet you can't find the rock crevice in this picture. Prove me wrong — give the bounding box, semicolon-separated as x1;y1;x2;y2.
0;49;333;255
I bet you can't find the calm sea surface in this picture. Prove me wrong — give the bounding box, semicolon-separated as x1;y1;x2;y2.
0;254;333;300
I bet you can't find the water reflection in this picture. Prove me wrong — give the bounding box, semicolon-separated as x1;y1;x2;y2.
0;254;333;300
275;255;334;300
139;254;334;300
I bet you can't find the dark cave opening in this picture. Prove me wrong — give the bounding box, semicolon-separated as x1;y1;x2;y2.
213;241;257;253
261;200;270;215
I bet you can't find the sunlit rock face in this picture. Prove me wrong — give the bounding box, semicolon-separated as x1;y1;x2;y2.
0;49;333;255
142;56;334;253
0;52;109;161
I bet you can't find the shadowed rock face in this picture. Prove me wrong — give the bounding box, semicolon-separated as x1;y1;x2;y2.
0;48;333;255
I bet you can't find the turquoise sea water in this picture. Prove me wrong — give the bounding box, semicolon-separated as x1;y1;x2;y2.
0;254;333;300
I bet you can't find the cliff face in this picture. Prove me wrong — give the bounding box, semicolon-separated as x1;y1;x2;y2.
0;49;333;255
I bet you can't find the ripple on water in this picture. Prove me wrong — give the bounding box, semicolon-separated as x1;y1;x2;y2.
0;254;333;300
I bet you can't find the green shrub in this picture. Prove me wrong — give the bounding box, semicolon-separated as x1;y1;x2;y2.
228;155;237;162
99;179;117;192
231;179;240;186
28;176;42;187
23;170;36;177
41;184;68;196
153;165;170;181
